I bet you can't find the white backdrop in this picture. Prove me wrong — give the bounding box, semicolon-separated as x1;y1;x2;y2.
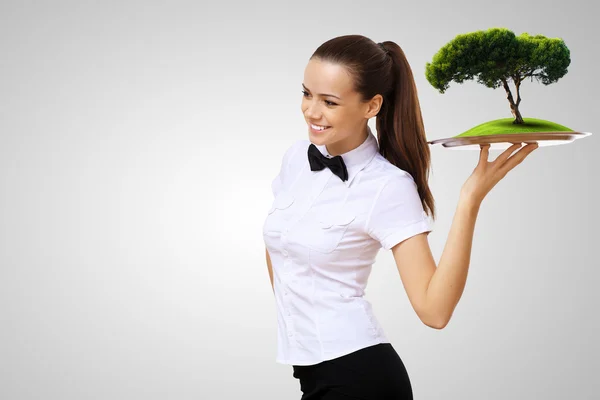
0;0;598;399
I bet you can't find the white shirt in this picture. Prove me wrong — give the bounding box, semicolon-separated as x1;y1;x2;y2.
263;126;433;366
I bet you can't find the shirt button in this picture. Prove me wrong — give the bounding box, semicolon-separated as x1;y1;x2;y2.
282;250;288;256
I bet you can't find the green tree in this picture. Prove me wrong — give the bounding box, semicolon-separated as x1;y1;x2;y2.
425;28;571;124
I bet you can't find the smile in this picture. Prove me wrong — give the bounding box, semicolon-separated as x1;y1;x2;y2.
309;123;331;132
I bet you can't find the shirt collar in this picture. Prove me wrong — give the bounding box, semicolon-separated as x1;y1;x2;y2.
315;125;379;187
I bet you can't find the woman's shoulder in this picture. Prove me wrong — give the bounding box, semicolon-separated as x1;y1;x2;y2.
290;138;311;153
366;153;416;185
281;138;311;165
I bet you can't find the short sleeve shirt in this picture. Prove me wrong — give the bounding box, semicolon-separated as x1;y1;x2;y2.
263;127;433;365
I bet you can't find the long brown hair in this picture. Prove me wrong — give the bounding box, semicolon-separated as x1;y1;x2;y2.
311;35;436;220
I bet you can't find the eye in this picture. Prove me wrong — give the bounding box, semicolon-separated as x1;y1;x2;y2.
301;90;337;107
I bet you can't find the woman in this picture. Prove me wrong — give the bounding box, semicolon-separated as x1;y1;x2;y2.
262;35;537;400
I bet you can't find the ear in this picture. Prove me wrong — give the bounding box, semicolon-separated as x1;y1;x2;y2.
364;94;383;119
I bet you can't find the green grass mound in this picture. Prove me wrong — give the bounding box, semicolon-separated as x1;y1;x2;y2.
456;118;573;137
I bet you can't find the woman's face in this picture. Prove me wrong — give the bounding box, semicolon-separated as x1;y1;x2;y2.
301;58;382;156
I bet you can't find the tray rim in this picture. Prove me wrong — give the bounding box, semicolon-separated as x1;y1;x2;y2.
427;131;592;147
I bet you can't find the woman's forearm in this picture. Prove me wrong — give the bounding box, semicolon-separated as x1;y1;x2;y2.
266;248;274;293
427;193;481;327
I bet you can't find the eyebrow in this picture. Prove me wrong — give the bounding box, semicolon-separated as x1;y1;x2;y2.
302;84;341;100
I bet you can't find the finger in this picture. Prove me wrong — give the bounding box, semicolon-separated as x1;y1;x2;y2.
479;144;490;164
493;142;523;166
496;143;538;176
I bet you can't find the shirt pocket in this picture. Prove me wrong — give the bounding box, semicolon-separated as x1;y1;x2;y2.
263;191;295;236
304;209;356;253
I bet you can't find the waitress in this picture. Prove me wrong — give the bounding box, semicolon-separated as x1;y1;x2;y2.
263;34;537;400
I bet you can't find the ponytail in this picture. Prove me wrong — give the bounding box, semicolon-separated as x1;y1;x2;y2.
376;41;436;220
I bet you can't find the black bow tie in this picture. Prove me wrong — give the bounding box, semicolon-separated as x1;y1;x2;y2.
307;143;348;182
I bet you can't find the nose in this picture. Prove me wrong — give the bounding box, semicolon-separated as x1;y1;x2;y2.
303;101;321;120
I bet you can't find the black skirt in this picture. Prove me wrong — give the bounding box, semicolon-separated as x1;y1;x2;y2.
292;343;413;400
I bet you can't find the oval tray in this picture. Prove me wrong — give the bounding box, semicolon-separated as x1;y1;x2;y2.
427;131;592;150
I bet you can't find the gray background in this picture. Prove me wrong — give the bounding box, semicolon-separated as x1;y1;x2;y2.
1;0;598;399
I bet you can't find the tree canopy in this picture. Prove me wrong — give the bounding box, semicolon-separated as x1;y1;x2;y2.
425;28;570;123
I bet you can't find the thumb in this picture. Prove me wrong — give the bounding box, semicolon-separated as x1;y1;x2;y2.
479;144;490;164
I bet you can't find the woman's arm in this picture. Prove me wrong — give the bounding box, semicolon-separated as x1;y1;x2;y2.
391;194;479;329
392;143;538;328
428;194;480;326
266;248;274;293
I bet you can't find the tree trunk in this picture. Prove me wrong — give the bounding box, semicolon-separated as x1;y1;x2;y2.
502;79;524;124
511;103;524;124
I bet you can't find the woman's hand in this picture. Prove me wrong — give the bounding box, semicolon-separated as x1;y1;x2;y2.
460;142;539;206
